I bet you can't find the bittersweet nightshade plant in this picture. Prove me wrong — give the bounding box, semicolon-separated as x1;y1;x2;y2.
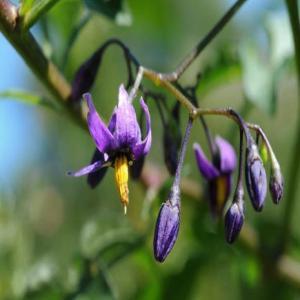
68;84;151;214
193;136;237;216
2;0;299;294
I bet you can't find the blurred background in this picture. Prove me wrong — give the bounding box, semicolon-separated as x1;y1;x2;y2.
0;0;299;299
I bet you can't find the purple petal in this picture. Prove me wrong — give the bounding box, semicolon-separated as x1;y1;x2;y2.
118;84;129;106
193;143;220;180
83;93;115;153
108;108;117;134
87;148;108;188
246;157;267;212
132;97;152;160
67;159;105;177
215;136;237;174
114;85;141;148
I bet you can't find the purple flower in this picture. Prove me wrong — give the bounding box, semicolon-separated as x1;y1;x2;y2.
68;84;151;213
193;136;237;216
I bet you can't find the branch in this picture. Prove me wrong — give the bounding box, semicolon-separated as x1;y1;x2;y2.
150;0;248;81
0;0;84;128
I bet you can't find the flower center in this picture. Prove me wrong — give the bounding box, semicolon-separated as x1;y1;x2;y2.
216;175;228;212
114;154;129;214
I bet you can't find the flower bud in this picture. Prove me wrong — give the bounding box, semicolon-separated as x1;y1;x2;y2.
71;49;103;103
225;199;244;244
163;104;181;175
130;156;145;179
269;168;284;204
245;144;267;211
163;128;181;175
153;187;180;262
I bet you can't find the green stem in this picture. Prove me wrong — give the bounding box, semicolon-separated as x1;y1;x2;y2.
0;0;84;128
19;0;60;31
281;0;300;251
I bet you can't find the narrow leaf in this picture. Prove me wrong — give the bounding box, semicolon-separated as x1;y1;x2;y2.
0;90;57;110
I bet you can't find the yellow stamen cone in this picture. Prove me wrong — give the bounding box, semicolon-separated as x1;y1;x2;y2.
115;155;129;213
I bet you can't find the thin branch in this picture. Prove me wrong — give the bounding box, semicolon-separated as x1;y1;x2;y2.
153;0;248;81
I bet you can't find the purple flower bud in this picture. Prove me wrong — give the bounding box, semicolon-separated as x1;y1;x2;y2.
153;188;180;263
71;49;103;103
163;128;181;175
163;104;182;176
225;200;244;244
269;168;284;204
130;156;145;179
245;145;267;211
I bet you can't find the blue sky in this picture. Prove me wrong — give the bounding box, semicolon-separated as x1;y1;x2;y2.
0;35;42;188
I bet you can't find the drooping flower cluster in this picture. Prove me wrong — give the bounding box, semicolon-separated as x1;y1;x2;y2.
68;82;283;263
68;85;151;214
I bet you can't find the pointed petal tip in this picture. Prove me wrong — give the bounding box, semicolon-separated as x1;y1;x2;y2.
215;135;237;173
194;142;219;180
118;84;129;105
67;160;104;177
132;97;152;160
82;92;93;107
123;204;127;215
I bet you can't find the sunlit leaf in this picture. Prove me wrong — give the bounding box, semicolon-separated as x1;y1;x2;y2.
266;11;293;69
198;64;241;97
239;11;294;115
196;48;241;98
19;0;35;16
239;40;276;114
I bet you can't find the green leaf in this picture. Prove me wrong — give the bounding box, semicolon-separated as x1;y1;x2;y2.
19;0;35;16
196;48;241;98
266;11;294;69
198;64;241;97
84;0;131;26
239;11;294;115
239;40;276;115
0;90;57;110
